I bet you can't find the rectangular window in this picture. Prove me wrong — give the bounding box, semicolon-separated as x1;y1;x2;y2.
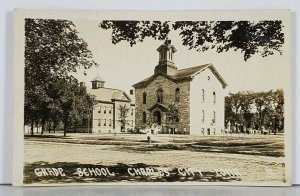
98;106;101;113
131;109;134;116
104;106;106;114
201;89;205;103
98;119;101;126
213;92;216;104
175;88;180;102
212;111;216;124
104;119;106;126
143;92;147;104
201;110;205;123
109;119;112;127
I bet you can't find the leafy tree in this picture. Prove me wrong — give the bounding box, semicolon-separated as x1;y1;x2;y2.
225;90;284;132
24;18;98;136
118;104;130;132
165;102;180;134
100;20;284;61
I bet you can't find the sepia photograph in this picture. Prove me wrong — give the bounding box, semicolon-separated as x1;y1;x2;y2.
12;10;291;186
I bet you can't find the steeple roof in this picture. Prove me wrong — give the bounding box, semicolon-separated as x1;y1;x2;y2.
91;75;105;82
157;39;177;53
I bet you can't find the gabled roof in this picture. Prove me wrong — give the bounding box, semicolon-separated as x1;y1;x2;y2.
91;75;105;82
149;103;169;112
157;40;177;53
87;87;131;103
133;63;228;88
173;64;210;79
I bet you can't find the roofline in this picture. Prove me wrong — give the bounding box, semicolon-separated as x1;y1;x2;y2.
132;71;191;89
111;98;131;103
190;63;228;88
132;63;228;89
91;80;105;82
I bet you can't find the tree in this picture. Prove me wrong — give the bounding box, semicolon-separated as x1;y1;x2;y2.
165;102;180;134
24;19;98;136
100;20;284;61
225;90;284;133
118;104;130;132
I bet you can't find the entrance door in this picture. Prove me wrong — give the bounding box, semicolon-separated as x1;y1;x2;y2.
153;111;162;125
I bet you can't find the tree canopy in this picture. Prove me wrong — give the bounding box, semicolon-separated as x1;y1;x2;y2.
100;20;284;61
225;89;284;132
25;19;98;136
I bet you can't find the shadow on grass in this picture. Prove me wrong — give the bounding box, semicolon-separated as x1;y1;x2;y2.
24;162;241;184
25;135;73;139
117;142;284;157
25;135;284;157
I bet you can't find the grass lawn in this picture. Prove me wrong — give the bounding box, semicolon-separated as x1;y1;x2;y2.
24;133;286;184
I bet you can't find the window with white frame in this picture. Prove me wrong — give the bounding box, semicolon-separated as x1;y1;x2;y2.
201;110;205;123
201;89;205;102
213;92;216;104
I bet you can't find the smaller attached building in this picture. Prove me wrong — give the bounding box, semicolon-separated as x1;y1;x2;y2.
88;75;135;133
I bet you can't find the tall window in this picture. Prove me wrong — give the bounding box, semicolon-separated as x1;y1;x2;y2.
213;92;216;104
157;88;163;103
201;110;205;123
201;89;205;102
131;109;134;116
175;88;180;102
142;112;147;124
109;119;112;127
212;111;216;124
143;92;147;104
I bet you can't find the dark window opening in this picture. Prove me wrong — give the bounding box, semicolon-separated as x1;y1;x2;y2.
143;92;147;104
175;88;180;102
157;88;163;103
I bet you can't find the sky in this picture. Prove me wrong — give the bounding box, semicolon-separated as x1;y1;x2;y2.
72;19;289;94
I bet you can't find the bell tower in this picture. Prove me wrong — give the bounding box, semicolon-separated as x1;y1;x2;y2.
154;40;178;75
91;75;105;89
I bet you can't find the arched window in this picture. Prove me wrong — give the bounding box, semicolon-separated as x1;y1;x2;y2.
175;88;180;102
201;110;205;123
213;92;216;104
157;88;163;103
143;92;147;104
201;89;205;102
212;111;216;124
142;112;147;124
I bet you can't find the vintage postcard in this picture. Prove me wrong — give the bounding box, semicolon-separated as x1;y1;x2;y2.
12;9;292;186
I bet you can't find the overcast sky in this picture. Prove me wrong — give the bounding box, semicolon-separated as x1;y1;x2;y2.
72;19;289;94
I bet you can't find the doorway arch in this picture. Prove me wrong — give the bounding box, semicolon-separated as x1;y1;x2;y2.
153;111;162;125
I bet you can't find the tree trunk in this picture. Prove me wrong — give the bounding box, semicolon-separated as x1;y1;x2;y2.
36;122;39;133
41;120;45;135
63;122;67;137
30;120;34;136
